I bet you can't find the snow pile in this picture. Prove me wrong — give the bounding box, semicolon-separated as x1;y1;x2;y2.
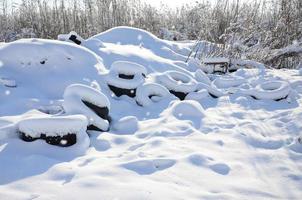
166;100;205;119
112;116;138;134
161;100;205;129
0;26;302;199
0;38;107;112
89;26;188;60
84;26;194;75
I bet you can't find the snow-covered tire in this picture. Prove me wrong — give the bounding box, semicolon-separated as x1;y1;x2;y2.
242;80;290;101
58;31;84;45
157;71;197;100
63;84;111;132
193;82;224;98
106;61;147;98
213;75;246;88
185;89;208;101
194;69;211;85
18;115;87;147
136;83;170;106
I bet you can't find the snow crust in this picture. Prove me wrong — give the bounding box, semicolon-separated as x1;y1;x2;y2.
0;26;302;200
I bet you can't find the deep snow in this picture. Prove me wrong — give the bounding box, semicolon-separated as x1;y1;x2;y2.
0;26;302;200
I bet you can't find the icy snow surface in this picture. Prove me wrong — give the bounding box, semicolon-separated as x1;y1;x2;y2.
0;26;302;200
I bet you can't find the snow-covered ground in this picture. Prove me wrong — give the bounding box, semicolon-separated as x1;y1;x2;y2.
0;26;301;200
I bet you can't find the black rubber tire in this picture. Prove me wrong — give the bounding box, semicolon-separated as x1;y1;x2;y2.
169;90;187;100
82;100;110;122
108;84;136;98
19;132;39;142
